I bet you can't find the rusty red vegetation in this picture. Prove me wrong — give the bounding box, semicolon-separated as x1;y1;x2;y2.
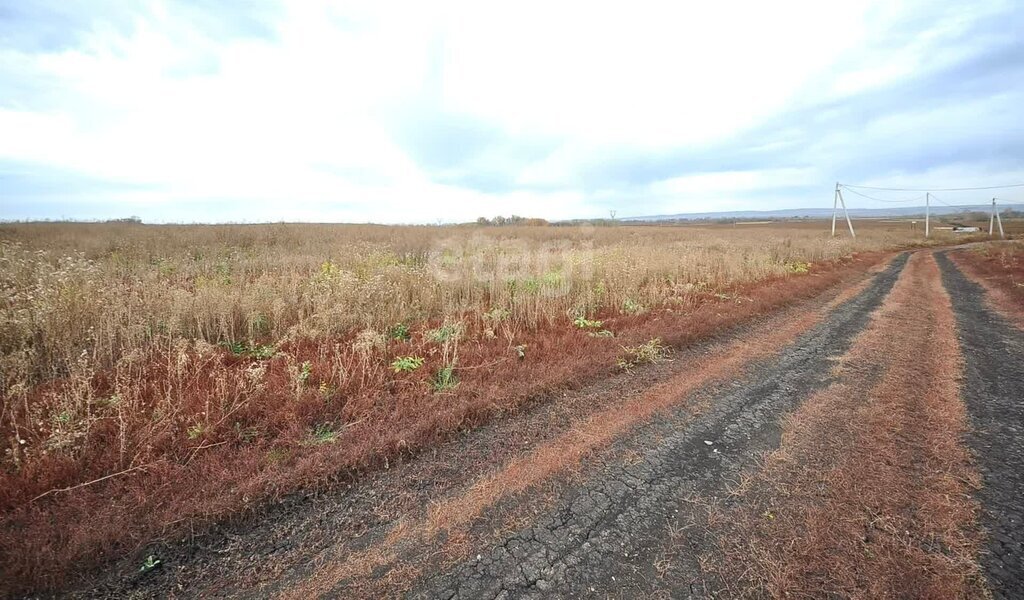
0;252;890;595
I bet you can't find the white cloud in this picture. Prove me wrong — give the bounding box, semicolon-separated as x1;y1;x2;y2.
1;0;1022;222
441;1;871;148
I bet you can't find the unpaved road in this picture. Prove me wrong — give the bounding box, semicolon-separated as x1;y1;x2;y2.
938;251;1024;598
70;249;1022;599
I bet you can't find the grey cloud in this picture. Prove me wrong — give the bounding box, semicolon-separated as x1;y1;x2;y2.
1;2;282;110
0;2;138;53
0;1;280;54
404;2;1023;200
385;39;561;191
0;161;159;195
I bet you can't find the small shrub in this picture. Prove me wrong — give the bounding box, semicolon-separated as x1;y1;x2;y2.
139;555;161;573
622;298;645;315
303;423;338;446
387;323;411;341
430;365;459;392
483;307;510;324
297;361;312;385
427;323;463;344
573;316;603;329
785;261;811;274
391;356;425;373
224;341;276;360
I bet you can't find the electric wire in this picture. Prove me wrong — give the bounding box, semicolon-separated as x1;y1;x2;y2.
928;193;959;209
841;182;1024;192
929;193;1018;211
840;187;924;204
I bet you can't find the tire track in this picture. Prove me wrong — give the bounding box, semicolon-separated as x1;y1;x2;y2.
702;251;984;597
401;253;911;599
937;251;1024;599
947;248;1024;331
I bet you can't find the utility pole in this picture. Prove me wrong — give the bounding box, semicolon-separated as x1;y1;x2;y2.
991;198;1005;238
925;193;930;238
831;183;856;238
832;183;839;237
838;185;856;238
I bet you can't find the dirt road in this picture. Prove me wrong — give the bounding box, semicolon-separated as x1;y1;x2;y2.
72;249;1022;599
938;251;1024;598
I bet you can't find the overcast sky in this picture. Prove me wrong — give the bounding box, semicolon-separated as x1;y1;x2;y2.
2;1;1022;223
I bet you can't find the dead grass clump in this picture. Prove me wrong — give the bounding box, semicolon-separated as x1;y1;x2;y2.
617;338;670;370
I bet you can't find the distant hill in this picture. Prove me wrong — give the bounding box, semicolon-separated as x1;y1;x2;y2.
622;204;1024;222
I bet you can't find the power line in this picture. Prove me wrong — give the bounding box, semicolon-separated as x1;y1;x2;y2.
929;193;1018;210
841;187;924;203
928;193;958;208
841;182;1024;192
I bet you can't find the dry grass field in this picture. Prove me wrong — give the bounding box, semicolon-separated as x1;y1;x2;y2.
0;219;983;590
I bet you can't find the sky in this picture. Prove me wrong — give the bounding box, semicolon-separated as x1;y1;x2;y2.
1;0;1023;223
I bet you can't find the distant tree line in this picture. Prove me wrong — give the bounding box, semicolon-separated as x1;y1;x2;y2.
475;215;549;226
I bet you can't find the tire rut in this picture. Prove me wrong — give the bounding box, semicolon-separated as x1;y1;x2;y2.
404;253;911;599
936;251;1024;599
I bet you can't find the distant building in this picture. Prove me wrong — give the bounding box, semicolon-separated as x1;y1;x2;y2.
952;226;981;233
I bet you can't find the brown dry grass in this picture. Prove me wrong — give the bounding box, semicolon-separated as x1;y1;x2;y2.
706;251;986;598
0;220;934;384
949;241;1024;329
0;220;928;594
